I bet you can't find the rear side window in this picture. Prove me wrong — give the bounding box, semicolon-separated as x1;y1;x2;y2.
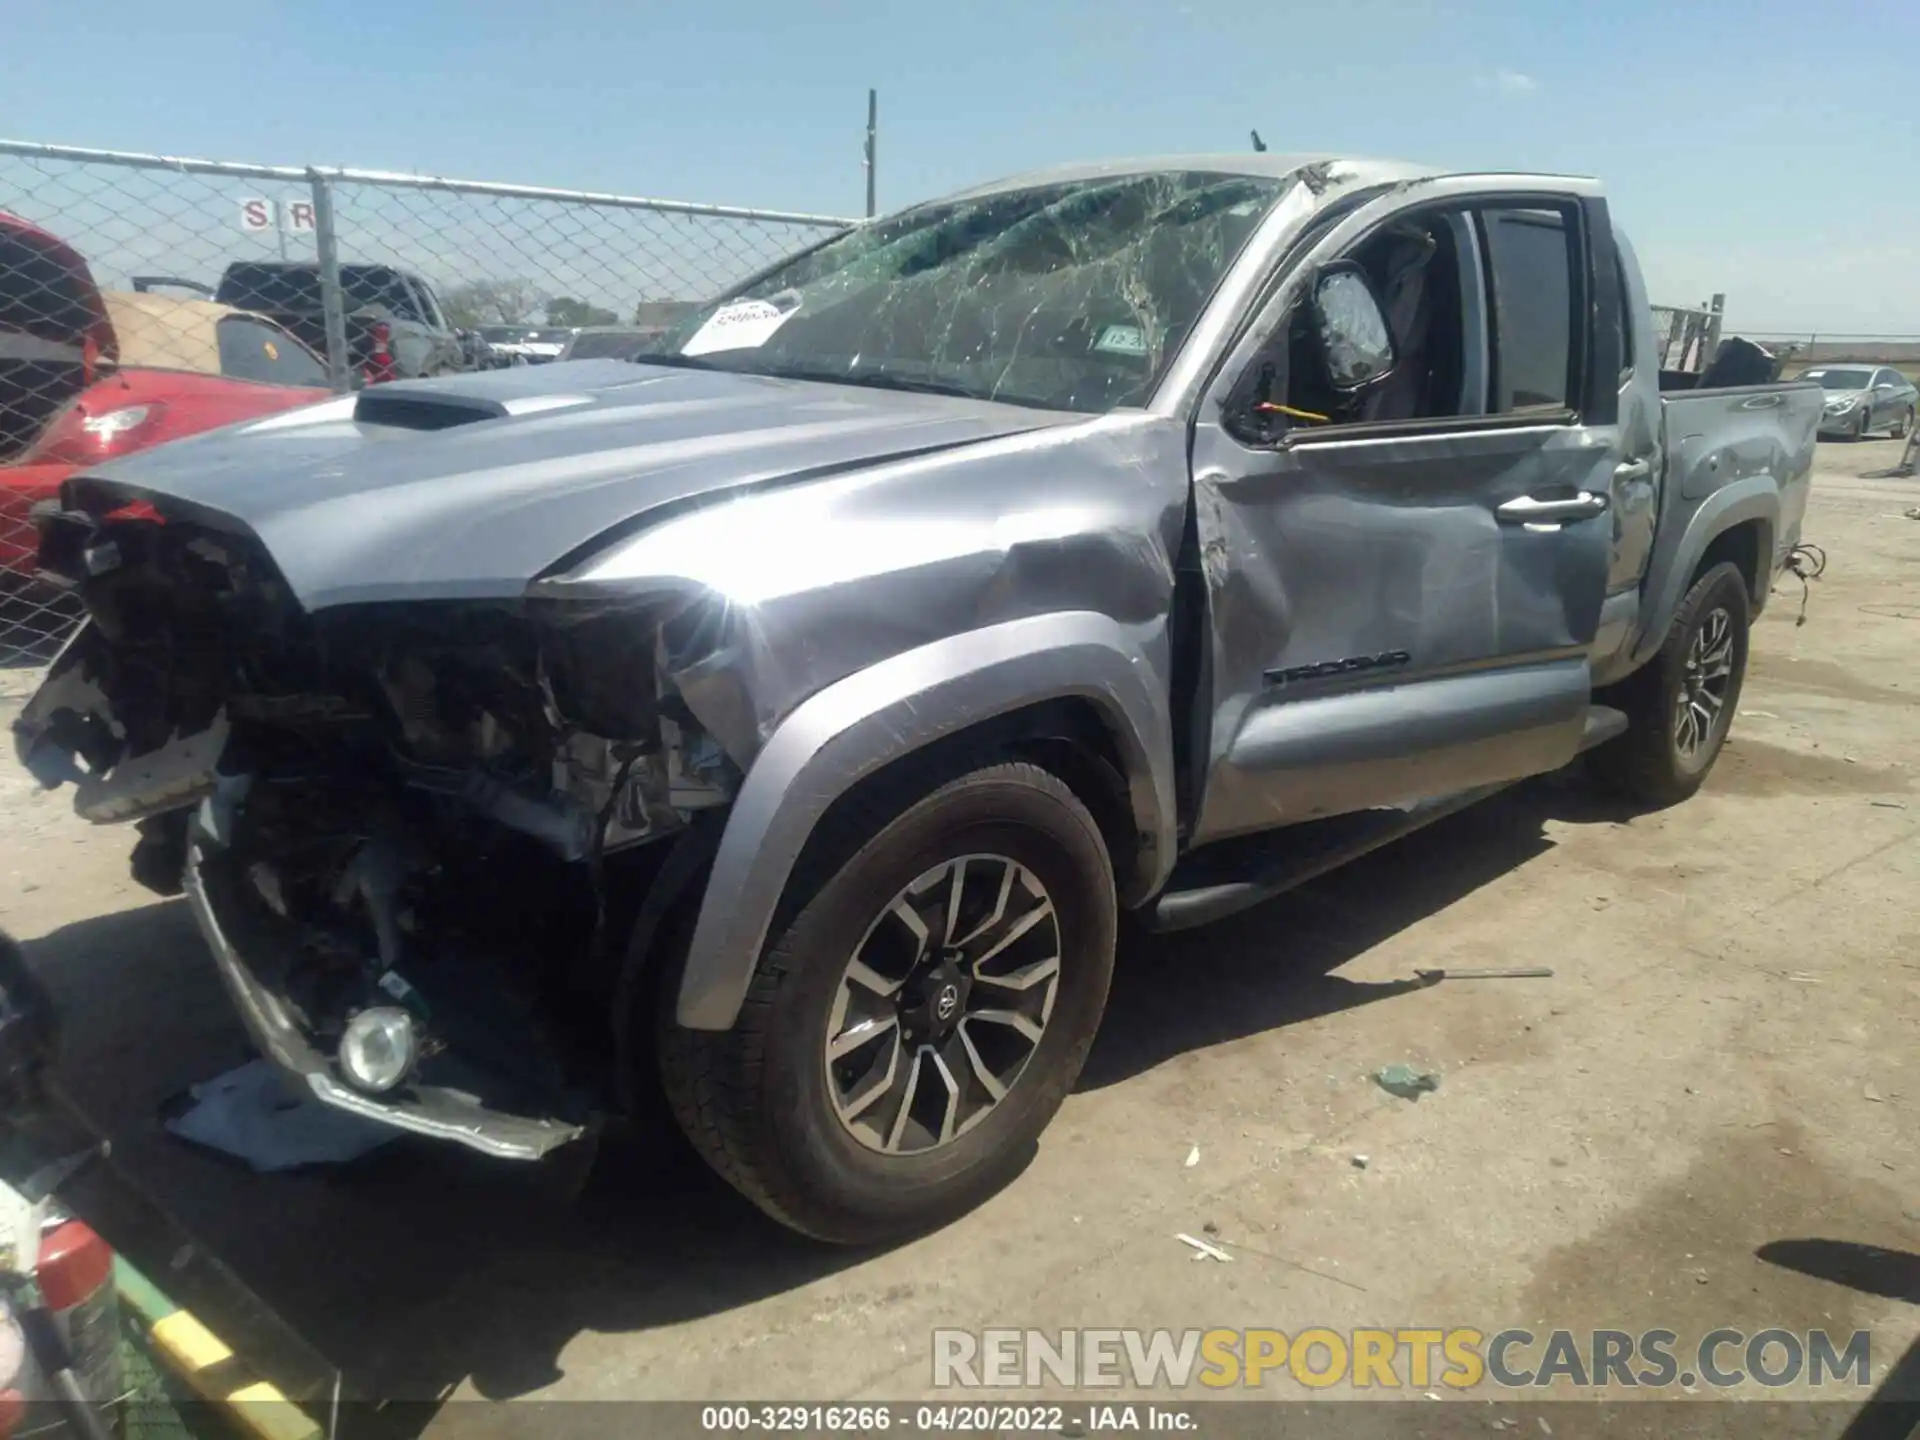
342;268;422;320
217;265;322;311
1479;208;1577;413
217;317;329;386
412;279;448;330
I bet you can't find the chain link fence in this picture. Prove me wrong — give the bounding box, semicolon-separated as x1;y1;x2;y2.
1;136;1770;669
0;137;856;663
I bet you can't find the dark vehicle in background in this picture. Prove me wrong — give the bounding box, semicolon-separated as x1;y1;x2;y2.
554;326;668;363
1795;364;1917;440
209;262;467;385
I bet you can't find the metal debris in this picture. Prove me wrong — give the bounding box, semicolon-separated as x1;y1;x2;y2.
1415;966;1554;982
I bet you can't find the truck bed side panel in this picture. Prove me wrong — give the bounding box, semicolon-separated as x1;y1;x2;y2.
1624;381;1820;671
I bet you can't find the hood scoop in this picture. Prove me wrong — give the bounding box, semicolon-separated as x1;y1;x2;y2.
353;389;508;432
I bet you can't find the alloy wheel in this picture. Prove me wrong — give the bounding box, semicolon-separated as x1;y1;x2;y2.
1673;606;1735;766
825;854;1061;1156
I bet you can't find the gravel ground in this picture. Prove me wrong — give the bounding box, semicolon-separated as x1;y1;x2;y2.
1;438;1915;1432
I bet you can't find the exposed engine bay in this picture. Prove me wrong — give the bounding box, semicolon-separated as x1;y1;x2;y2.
15;501;739;1157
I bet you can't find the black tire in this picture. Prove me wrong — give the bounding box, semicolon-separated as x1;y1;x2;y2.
1855;406;1872;440
1894;407;1914;441
1590;561;1751;807
657;760;1117;1244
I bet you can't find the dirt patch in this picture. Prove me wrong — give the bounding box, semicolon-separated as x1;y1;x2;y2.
1705;738;1910;799
1746;654;1914;708
1517;1118;1912;1388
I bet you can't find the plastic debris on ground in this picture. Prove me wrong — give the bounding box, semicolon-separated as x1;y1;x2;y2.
1176;1233;1232;1263
163;1059;396;1172
1373;1065;1441;1101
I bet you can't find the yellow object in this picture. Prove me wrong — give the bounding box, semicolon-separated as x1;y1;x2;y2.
151;1310;231;1371
150;1309;322;1440
227;1382;327;1440
1255;401;1331;423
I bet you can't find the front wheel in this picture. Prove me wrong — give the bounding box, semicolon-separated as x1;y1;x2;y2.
1590;562;1751;807
658;761;1118;1244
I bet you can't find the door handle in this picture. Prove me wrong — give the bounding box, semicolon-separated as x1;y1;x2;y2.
1613;459;1652;483
1740;392;1785;410
1495;491;1610;525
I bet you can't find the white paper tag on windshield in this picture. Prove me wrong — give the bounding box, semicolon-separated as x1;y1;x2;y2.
681;299;794;357
1094;324;1148;357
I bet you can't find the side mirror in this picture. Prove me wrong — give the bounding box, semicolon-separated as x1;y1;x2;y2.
1310;262;1395;392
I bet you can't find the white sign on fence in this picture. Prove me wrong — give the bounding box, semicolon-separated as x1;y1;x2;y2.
238;198;317;234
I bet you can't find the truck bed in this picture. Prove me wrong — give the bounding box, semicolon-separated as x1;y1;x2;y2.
1658;379;1822;562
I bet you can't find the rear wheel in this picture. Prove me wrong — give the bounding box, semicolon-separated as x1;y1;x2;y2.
1893;407;1914;441
1590;562;1750;807
657;761;1117;1244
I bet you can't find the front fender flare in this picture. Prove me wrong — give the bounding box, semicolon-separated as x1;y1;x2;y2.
1630;476;1778;670
674;611;1177;1031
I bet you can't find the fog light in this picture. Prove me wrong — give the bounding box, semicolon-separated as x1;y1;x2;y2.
338;1007;416;1094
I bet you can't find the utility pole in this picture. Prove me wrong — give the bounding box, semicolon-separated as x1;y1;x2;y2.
864;89;878;218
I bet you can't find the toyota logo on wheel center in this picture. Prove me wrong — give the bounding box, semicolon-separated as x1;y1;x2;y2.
935;984;960;1021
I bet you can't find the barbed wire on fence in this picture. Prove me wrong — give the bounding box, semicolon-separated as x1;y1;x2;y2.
0;137;856;661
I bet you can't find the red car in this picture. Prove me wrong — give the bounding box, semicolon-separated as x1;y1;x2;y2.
2;214;331;583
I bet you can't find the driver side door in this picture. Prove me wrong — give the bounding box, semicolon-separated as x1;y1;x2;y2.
1186;180;1623;846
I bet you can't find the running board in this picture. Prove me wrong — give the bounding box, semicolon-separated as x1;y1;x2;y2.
1147;704;1629;933
1578;703;1630;752
1147;779;1514;933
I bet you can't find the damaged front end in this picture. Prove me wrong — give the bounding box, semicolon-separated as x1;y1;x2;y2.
14;493;738;1160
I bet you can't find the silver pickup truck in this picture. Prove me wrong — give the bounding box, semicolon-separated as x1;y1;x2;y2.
13;154;1819;1243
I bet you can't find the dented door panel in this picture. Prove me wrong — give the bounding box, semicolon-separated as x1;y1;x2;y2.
1190;423;1612;841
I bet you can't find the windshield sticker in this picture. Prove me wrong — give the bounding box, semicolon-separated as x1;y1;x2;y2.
681;299;796;357
1094;324;1149;357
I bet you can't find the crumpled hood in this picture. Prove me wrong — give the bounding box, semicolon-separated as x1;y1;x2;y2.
68;360;1073;611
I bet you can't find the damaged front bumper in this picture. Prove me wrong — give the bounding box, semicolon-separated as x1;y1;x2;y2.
183;825;588;1162
14;489;759;1169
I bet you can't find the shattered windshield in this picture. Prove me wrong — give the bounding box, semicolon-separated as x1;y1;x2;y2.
640;170;1288;413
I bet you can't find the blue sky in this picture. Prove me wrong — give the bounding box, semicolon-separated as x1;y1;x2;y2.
5;0;1917;332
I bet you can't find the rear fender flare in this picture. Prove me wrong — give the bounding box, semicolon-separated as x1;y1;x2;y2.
673;611;1177;1031
1630;477;1777;668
